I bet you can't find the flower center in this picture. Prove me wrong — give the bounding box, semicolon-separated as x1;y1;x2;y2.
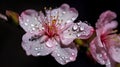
44;19;58;37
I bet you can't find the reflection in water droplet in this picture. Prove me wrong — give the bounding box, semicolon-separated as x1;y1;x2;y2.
65;60;69;63
70;57;74;60
80;26;84;31
72;25;78;31
46;42;53;48
57;54;60;56
72;53;75;56
24;23;28;26
37;53;41;56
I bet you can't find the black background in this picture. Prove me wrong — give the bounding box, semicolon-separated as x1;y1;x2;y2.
0;0;120;67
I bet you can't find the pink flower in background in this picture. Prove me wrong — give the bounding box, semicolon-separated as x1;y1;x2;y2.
19;4;93;65
90;10;120;67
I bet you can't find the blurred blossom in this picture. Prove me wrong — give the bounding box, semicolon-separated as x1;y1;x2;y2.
90;10;120;67
6;10;19;25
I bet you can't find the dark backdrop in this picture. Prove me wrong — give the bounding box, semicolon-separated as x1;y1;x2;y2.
0;0;120;67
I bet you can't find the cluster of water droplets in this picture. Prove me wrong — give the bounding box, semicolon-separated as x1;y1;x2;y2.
72;21;90;37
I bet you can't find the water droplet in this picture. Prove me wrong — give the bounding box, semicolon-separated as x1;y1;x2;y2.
80;26;84;31
66;20;71;23
41;47;43;49
46;42;53;48
72;53;75;56
65;60;69;63
71;17;76;21
62;57;65;59
77;21;82;26
72;25;78;31
34;18;37;20
35;47;40;50
106;60;111;66
77;33;81;37
57;54;60;56
37;53;41;55
98;54;102;58
41;27;44;30
62;11;66;14
70;57;74;60
31;24;34;27
24;23;28;26
32;28;36;30
60;58;62;60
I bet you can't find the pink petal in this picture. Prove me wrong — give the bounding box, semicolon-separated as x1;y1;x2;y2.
75;21;94;39
90;38;110;65
38;11;45;23
51;42;77;65
106;35;120;63
59;5;78;28
96;29;105;47
102;21;118;34
96;10;117;28
22;33;56;56
60;24;77;45
19;9;43;33
45;4;78;30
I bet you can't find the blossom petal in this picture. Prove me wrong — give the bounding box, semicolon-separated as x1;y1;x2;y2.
45;4;78;29
22;33;56;56
38;11;45;23
19;9;43;33
90;38;110;65
107;35;120;63
96;10;117;28
51;42;77;65
102;21;118;34
59;4;78;28
74;21;94;39
60;24;77;45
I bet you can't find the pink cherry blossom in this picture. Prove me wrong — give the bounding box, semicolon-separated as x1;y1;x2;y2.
90;10;120;67
19;4;93;65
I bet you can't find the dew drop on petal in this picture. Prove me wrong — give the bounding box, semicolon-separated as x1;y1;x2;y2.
32;28;36;30
62;56;65;59
41;27;45;30
65;56;68;59
35;47;40;51
24;23;28;26
77;21;82;26
66;20;72;23
40;47;43;49
71;17;76;21
37;52;41;56
72;53;75;56
60;58;62;60
72;25;78;31
57;54;60;56
46;42;53;48
62;11;66;14
70;56;74;60
80;26;84;31
77;33;81;37
65;60;69;63
31;24;34;27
